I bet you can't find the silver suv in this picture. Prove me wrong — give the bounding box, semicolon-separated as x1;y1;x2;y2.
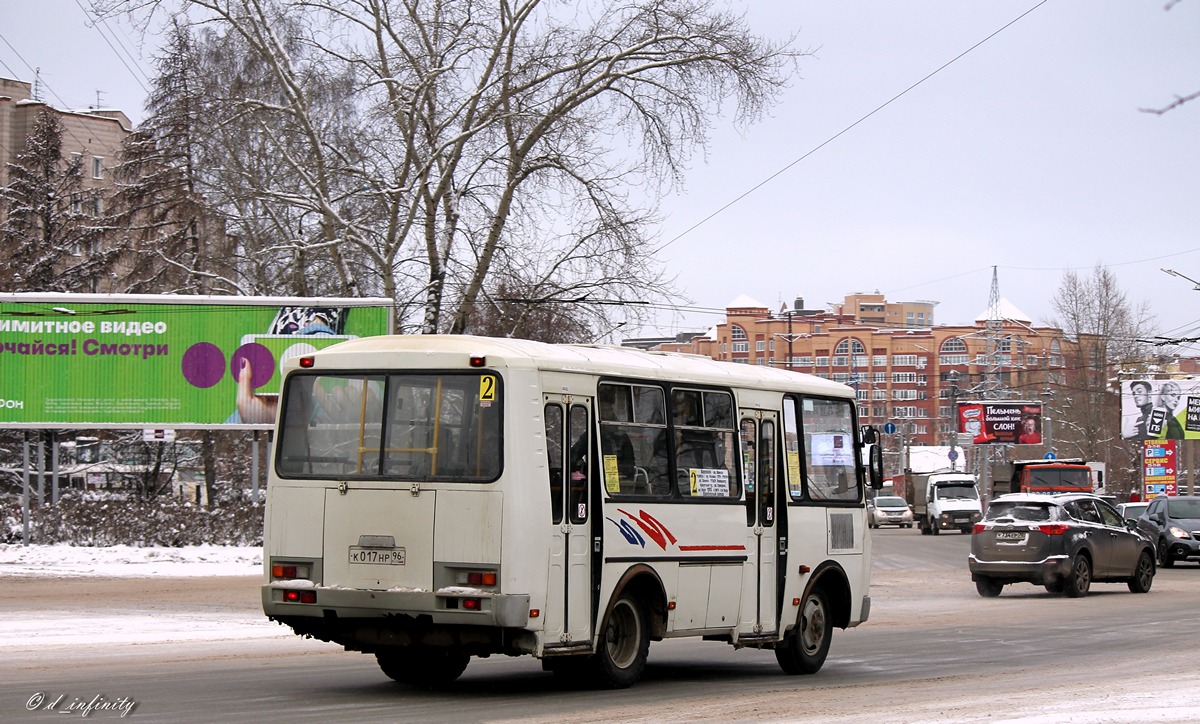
1135;495;1200;568
969;493;1155;598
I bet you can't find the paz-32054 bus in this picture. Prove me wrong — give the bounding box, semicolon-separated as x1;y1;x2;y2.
262;335;883;688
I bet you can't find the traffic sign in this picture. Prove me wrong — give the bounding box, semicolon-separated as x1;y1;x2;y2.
947;449;959;462
883;422;897;435
1043;452;1056;460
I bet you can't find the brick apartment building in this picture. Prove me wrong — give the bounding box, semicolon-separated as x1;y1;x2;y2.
647;292;1074;448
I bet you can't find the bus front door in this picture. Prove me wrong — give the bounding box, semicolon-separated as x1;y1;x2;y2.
740;412;779;636
543;396;594;646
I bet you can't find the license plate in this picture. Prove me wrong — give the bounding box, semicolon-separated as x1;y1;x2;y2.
349;546;406;565
995;531;1025;542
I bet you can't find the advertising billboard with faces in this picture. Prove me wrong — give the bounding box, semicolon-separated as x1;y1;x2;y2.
1121;378;1200;441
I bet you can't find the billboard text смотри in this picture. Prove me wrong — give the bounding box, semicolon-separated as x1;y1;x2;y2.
0;295;392;429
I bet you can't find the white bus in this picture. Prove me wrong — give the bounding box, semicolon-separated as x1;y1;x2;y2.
262;335;883;688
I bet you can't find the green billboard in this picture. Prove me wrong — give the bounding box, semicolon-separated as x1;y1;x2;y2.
0;294;393;429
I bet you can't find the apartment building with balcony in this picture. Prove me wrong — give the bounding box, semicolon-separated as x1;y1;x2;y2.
650;293;1074;447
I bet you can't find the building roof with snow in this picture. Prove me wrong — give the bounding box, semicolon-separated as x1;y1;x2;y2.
974;297;1032;324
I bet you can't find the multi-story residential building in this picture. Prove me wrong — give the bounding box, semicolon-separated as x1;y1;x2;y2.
649;293;1073;448
2;75;234;294
0;76;130;216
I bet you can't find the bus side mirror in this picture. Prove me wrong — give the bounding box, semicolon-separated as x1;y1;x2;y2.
861;425;878;445
865;444;884;489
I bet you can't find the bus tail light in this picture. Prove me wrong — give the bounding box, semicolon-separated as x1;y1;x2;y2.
272;563;311;580
457;570;497;586
469;355;486;368
283;590;317;604
299;356;315;368
462;598;482;611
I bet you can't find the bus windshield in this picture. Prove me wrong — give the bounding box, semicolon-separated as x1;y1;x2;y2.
275;371;501;481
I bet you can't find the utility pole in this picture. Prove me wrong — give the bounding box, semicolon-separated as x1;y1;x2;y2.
775;308;803;372
977;267;1010;505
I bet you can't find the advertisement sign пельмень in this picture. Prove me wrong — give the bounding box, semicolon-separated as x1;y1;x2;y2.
956;401;1043;445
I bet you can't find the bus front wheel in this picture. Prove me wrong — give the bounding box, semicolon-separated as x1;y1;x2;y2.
775;588;832;675
587;593;649;689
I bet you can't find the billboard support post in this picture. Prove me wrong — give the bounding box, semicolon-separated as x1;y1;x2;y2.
251;431;261;504
36;432;45;507
51;431;60;506
22;432;31;546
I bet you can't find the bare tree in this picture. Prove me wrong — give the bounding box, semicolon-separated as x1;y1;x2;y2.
1048;266;1156;487
102;0;803;334
111;22;242;296
1139;1;1196;114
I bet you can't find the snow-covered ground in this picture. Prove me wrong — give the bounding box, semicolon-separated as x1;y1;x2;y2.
0;543;262;577
0;544;279;651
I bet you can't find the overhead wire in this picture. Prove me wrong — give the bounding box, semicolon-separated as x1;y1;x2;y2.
655;0;1050;254
75;0;152;93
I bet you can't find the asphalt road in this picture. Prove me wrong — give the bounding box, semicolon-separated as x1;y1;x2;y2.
5;530;1199;723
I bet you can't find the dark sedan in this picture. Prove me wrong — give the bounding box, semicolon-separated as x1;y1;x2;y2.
1135;495;1200;568
969;493;1155;598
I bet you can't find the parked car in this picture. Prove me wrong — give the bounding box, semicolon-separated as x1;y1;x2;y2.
868;495;914;529
1134;495;1200;568
969;493;1155;598
1116;501;1149;521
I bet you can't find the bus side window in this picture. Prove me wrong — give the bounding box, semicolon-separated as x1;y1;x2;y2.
545;404;565;524
567;404;589;523
600;382;667;497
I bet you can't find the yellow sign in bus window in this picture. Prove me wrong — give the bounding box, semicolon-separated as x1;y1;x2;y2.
479;375;497;402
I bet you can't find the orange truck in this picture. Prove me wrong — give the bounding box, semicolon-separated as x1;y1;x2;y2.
1001;458;1105;496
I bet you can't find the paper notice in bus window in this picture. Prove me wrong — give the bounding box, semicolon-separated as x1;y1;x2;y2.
603;454;621;493
786;450;802;495
689;468;730;497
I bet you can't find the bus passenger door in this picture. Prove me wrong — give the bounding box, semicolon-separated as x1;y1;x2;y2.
740;412;779;636
543;396;594;645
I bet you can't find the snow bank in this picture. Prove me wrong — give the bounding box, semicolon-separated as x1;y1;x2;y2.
0;543;262;577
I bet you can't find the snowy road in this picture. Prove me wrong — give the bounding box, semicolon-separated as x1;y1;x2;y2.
3;535;1200;722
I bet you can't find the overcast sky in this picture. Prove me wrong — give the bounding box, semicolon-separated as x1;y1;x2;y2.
3;1;1198;351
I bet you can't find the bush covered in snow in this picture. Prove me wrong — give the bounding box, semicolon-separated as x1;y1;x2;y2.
2;490;263;547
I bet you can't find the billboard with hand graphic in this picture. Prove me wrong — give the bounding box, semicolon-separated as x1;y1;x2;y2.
0;294;392;429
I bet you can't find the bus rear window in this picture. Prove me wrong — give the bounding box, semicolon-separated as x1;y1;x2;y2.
276;372;501;482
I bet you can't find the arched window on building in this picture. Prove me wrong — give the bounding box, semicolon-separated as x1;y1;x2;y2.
833;338;866;368
833;338;865;355
939;337;968;366
730;325;748;353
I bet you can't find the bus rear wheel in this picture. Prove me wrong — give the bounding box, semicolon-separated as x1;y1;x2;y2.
376;648;469;688
586;593;649;689
775;588;832;675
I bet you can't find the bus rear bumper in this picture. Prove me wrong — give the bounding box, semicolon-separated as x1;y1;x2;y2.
262;583;531;628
